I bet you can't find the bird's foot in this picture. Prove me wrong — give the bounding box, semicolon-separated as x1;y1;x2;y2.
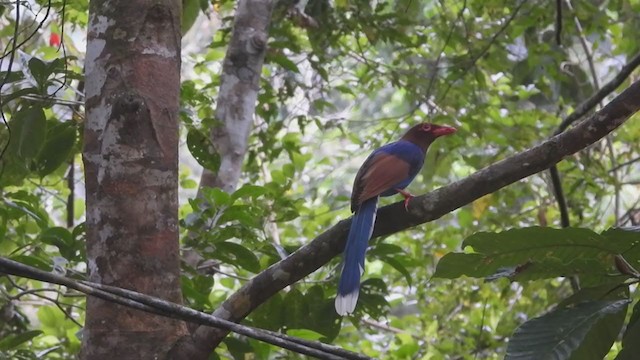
396;188;414;211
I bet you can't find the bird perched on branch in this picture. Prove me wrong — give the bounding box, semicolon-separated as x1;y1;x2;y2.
335;123;456;316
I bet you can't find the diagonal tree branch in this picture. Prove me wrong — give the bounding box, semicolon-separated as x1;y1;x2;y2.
194;78;640;348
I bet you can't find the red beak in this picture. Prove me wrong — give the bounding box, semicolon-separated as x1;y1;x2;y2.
432;125;456;137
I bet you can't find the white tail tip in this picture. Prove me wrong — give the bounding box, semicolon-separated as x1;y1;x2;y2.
335;290;359;316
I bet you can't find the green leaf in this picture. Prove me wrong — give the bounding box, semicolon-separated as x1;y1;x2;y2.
357;278;389;318
368;243;405;256
39;226;75;260
181;275;213;309
0;70;24;84
34;121;76;177
616;300;640;360
219;205;261;228
286;329;324;341
223;336;253;360
249;293;284;331
284;288;307;330
10;255;50;271
231;184;268;200
213;241;261;272
381;256;412;287
0;330;42;350
2;87;39;104
557;283;629;308
3;199;48;228
394;332;420;358
434;227;633;284
505;300;630;360
181;0;200;35
268;53;300;73
187;128;220;173
37;306;70;338
303;285;342;341
12;105;47;159
28;57;49;87
201;187;232;207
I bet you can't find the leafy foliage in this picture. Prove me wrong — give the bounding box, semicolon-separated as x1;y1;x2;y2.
506;300;629;360
1;0;640;358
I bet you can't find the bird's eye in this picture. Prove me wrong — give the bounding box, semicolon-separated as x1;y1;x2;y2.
421;124;432;132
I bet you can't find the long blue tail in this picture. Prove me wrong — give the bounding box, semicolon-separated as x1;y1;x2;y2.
335;197;378;315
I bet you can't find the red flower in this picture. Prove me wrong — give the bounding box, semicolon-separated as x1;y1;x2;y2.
49;32;61;47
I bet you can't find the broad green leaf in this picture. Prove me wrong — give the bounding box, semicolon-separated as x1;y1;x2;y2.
219;205;261;228
28;57;49;87
3;199;48;228
231;184;268;201
223;336;253;360
39;226;75;260
505;300;630;360
1;87;39;104
181;0;200;35
286;329;324;341
13;105;47;159
10;255;50;271
186;128;220;173
283;288;307;330
0;330;42;350
368;243;405;256
201;187;232;207
213;241;261;273
181;275;213;309
0;70;24;83
268;53;300;73
357;278;389;318
34;121;76;176
394;332;420;359
304;285;342;341
557;283;629;308
434;227;635;284
249;293;284;331
37;306;71;338
616;300;640;360
381;256;412;287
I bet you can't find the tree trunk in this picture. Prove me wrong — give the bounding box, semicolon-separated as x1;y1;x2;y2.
197;0;274;194
81;0;186;358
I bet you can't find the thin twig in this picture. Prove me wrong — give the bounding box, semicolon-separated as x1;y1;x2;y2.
437;0;529;102
565;0;621;224
0;0;21;164
554;50;640;135
610;155;640;173
424;0;467;104
0;0;53;61
555;0;562;45
547;49;640;234
5;276;84;327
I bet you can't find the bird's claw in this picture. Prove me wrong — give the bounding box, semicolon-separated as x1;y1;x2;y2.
396;188;414;212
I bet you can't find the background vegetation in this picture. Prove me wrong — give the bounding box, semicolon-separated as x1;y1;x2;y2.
1;0;640;358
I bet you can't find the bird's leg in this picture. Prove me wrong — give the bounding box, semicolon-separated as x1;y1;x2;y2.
395;188;414;211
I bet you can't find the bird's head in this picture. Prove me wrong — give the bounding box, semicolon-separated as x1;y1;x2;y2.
402;122;456;151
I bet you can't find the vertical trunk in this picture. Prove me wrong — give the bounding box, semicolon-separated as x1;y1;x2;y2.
197;0;274;194
82;0;186;358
